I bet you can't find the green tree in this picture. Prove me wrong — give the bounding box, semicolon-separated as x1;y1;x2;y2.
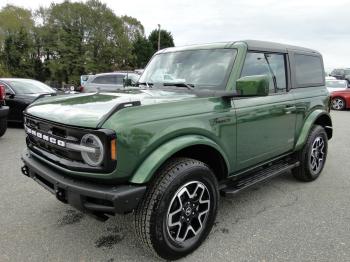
132;34;153;68
0;5;38;78
148;28;175;53
0;1;176;83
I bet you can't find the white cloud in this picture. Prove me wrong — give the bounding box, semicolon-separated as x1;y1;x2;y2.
1;0;349;70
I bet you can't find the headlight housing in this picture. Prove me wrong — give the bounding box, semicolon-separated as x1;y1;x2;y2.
80;134;104;167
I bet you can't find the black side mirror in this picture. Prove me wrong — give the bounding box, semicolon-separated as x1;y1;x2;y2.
6;92;15;98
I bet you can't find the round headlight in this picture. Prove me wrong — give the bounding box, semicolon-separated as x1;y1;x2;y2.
80;134;104;167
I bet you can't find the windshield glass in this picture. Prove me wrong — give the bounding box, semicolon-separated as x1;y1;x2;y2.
8;79;55;94
139;49;237;90
326;80;347;88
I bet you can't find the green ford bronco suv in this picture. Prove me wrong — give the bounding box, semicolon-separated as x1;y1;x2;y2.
21;40;332;260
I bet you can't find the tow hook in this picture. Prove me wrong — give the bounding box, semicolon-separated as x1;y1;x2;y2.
56;189;67;203
21;166;29;177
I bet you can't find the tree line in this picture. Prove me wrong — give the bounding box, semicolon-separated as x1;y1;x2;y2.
0;0;175;85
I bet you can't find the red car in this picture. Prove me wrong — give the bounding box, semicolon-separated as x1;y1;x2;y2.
330;90;350;110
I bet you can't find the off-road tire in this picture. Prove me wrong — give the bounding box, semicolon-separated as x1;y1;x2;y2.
292;125;328;182
0;117;7;137
134;157;219;260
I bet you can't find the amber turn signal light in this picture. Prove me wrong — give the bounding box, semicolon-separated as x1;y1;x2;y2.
111;139;117;160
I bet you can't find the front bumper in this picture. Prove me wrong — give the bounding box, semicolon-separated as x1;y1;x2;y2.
0;106;9;118
21;149;146;220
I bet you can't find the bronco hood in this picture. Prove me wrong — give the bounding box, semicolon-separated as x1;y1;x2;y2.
25;89;196;128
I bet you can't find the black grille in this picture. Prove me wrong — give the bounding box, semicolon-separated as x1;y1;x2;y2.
25;116;83;163
24;114;117;173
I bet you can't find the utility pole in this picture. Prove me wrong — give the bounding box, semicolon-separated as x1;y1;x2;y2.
157;24;161;51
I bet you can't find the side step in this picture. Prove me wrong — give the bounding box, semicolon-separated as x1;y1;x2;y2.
220;161;300;196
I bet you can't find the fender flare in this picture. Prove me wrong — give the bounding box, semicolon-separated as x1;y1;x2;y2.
129;135;230;184
295;110;332;151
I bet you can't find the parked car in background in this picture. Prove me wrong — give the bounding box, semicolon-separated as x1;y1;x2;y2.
80;74;92;88
326;79;349;93
330;90;350;110
330;68;350;84
0;78;57;123
82;72;140;93
0;84;9;137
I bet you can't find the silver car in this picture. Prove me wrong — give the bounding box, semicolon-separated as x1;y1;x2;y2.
82;72;140;93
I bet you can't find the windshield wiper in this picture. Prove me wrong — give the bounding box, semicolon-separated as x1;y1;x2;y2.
137;82;154;88
162;82;195;90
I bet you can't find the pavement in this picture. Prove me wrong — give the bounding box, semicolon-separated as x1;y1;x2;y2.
0;110;349;262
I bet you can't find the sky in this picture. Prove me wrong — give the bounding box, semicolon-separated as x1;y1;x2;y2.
1;0;349;71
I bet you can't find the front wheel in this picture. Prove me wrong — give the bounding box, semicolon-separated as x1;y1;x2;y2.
0;118;7;137
134;158;219;260
292;125;328;182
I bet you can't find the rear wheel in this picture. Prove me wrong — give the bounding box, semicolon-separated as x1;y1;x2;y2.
292;125;328;182
0;118;7;137
134;158;219;260
331;97;345;110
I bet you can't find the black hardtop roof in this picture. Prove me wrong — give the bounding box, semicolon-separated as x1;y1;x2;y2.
158;40;321;56
242;40;321;55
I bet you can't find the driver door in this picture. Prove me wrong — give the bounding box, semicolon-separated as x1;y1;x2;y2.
234;52;296;170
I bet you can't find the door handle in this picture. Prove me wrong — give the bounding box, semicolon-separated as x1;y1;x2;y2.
283;106;296;114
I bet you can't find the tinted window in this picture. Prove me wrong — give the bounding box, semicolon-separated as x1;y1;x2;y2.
115;75;125;85
294;54;324;87
92;75;115;84
241;52;287;93
331;69;344;76
6;79;54;94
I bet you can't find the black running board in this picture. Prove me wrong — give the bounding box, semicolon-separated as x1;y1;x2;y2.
220;161;300;196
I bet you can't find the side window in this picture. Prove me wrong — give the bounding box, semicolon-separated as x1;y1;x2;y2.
92;75;116;84
294;54;324;87
241;52;287;93
115;75;125;85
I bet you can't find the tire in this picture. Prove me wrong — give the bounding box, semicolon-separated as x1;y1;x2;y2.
292;125;328;182
0;117;7;137
134;157;219;260
331;97;346;110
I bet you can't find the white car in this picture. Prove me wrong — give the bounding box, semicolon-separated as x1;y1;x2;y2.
82;72;140;93
325;79;349;93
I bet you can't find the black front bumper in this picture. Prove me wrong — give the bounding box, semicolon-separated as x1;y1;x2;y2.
0;106;9;118
21;149;146;220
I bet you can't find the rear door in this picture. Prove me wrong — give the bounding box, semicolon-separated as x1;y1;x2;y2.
233;52;296;170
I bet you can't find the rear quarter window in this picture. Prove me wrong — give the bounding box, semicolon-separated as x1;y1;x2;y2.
294;54;324;87
92;75;115;84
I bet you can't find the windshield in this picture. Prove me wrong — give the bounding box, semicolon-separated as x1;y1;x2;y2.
139;49;237;90
326;80;347;88
8;79;55;94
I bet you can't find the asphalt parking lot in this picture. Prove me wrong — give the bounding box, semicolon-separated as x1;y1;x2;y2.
0;111;349;262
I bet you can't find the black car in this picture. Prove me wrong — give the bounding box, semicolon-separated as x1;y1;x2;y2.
330;68;350;85
0;78;56;123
